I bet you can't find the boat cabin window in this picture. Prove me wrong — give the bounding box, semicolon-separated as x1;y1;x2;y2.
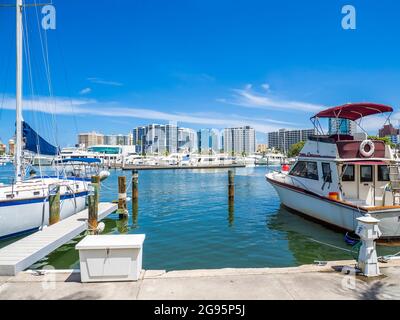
360;165;373;183
322;163;332;183
378;165;390;182
341;165;355;182
290;161;319;180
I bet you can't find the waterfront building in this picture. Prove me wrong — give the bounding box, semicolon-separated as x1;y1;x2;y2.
132;123;178;155
379;123;399;138
256;144;268;153
8;139;15;156
103;134;131;146
78;132;104;148
267;128;315;154
223;126;256;155
178;128;198;153
0;141;6;155
197;129;219;154
328;118;357;135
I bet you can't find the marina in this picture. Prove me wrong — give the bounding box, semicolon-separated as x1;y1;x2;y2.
1;0;400;303
0;164;397;272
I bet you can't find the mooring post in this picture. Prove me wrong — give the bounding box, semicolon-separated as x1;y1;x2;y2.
132;170;139;201
91;175;100;204
228;170;235;201
49;184;60;225
117;176;128;217
228;200;234;227
87;184;98;234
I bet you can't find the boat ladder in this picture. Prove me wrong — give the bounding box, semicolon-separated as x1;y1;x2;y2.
389;165;400;205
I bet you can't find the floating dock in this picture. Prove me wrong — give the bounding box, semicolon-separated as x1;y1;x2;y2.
122;164;246;170
0;202;117;276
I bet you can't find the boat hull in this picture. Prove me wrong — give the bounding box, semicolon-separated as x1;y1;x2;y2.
0;192;87;240
268;177;400;239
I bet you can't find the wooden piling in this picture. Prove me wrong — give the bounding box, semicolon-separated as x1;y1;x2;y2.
49;185;60;225
117;176;128;217
88;176;100;234
228;170;235;200
132;197;139;227
228;199;234;227
132;170;139;200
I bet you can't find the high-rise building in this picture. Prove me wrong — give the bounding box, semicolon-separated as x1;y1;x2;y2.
267;128;315;154
328;118;357;135
197;129;219;154
178;128;198;153
379;123;399;138
78;132;104;148
223;126;256;155
132;124;178;155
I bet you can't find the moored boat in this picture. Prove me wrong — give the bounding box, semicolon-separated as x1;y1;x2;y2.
266;103;400;240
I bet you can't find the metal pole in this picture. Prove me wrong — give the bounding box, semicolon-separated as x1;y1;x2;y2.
15;0;23;182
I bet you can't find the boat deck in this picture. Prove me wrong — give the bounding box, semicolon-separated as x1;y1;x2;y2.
0;202;117;276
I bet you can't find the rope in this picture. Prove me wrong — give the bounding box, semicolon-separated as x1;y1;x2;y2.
308;238;354;254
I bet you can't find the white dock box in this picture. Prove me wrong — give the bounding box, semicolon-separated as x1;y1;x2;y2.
76;234;145;283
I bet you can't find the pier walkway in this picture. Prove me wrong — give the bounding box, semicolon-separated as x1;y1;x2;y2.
0;260;400;299
0;202;117;276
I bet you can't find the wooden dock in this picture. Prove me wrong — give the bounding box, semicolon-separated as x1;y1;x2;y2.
0;202;117;276
122;164;246;171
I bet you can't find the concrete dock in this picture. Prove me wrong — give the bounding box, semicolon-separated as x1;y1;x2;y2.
0;260;399;299
0;202;117;276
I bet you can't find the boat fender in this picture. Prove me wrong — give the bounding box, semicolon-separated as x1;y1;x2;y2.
359;140;375;158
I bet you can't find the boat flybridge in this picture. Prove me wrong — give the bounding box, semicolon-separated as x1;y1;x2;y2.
267;103;400;240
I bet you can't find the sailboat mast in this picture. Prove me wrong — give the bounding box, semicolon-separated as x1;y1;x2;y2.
15;0;23;182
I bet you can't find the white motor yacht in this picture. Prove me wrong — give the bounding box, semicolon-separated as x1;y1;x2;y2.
267;103;400;239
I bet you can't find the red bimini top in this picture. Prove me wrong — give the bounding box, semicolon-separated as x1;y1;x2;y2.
312;103;393;121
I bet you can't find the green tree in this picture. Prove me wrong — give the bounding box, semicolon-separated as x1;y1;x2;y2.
287;141;305;158
368;136;396;148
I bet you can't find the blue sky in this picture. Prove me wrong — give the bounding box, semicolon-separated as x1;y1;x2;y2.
1;0;400;146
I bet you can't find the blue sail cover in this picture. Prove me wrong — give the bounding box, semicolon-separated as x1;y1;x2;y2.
22;121;59;156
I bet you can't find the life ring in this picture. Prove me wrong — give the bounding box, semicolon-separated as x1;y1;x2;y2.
359;140;375;158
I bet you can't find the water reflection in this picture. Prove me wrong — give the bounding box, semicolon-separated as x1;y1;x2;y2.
132;199;139;228
228;199;234;227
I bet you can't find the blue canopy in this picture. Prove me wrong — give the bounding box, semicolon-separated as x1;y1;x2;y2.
59;158;101;164
22;121;58;156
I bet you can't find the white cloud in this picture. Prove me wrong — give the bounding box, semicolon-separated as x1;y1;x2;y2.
261;83;270;91
1;96;293;133
87;77;123;87
79;87;92;95
219;85;324;113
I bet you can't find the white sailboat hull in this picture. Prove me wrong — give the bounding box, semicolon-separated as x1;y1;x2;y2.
0;191;87;240
0;177;90;239
268;178;400;239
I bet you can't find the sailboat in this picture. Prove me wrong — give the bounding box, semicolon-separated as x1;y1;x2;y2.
0;0;89;239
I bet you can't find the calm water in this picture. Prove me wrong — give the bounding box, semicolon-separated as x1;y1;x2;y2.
1;164;399;270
